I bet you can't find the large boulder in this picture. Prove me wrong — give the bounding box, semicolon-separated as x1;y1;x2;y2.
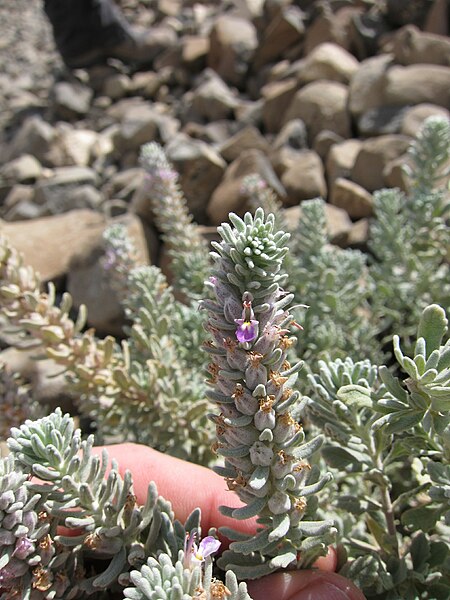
387;24;450;66
351;134;411;192
207;149;284;225
165;134;227;223
253;5;305;68
279;149;327;206
284;80;351;143
0;209;106;282
67;213;152;335
348;54;393;118
329;177;374;219
189;70;239;121
382;64;450;109
326;139;362;187
294;42;359;85
262;78;298;133
401;104;450;137
208;15;258;87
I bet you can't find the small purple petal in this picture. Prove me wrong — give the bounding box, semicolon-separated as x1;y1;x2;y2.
197;536;221;559
13;537;34;560
184;531;196;557
235;319;259;343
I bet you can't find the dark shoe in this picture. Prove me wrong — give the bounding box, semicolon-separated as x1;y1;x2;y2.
64;28;162;69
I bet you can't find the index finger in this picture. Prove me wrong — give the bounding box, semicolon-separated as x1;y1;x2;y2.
96;442;257;537
95;443;338;570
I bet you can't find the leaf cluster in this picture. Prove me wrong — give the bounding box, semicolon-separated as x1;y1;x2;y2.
307;304;450;598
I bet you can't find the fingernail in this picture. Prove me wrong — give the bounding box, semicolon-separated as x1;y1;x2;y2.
289;581;353;600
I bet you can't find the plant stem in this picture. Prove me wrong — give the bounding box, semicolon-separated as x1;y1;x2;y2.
369;433;399;556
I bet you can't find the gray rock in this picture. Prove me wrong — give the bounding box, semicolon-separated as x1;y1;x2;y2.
272;119;308;151
357;105;409;137
183;120;237;146
102;73;132;100
52;81;93;120
69;185;103;210
383;65;450;110
208;14;258;87
326;139;362;186
347;218;370;250
139;25;178;61
1;185;37;221
0;347;77;414
262;78;298;133
401;104;450;137
313;130;345;162
0;154;42;183
329;177;374;219
279;149;327;206
284;80;351;144
234;98;264;128
207;149;284;225
54;126;99;167
7;115;56;165
387;24;450;66
166;134;227;223
294;42;359;85
130;71;162;99
323;203;353;246
284;202;352;246
33;166;98;215
383;157;410;192
105;168;146;203
351;134;411;192
424;0;448;36
218;125;270;163
67;213;151;335
303;6;362;54
189;70;239;121
254;5;305;68
113;102;164;153
181;35;209;72
348;54;393;118
0;209;106;282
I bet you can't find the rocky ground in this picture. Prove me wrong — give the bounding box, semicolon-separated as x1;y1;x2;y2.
0;0;449;409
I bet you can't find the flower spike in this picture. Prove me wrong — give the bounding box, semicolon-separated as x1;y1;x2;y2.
202;210;336;580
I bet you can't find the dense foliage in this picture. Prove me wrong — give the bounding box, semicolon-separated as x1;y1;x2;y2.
0;117;448;599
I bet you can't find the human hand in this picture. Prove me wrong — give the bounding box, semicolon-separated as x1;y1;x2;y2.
97;443;366;600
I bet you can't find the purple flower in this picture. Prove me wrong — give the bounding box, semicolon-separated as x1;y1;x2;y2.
13;536;34;560
235;319;259;343
184;533;221;569
234;297;259;343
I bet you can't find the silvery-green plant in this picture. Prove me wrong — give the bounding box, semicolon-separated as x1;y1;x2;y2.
241;176;379;366
0;363;42;439
202;208;336;579
0;236;213;464
0;454;51;599
405;115;450;196
306;304;450;599
102;222;206;373
1;408;248;600
240;174;288;233
102;264;212;462
288;198;378;365
139;142;210;301
369;116;450;347
102;223;142;302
